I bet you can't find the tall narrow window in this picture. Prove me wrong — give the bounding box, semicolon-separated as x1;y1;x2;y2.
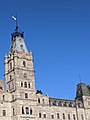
22;106;24;114
23;61;26;67
68;114;70;120
57;113;60;119
42;99;44;104
24;82;27;88
26;107;29;114
10;62;12;69
3;95;5;101
38;98;40;103
73;114;76;120
63;113;65;119
30;109;32;115
28;83;30;88
51;114;54;119
3;110;6;116
25;93;28;98
81;114;84;120
9;84;10;91
21;82;23;87
12;95;14;100
13;108;15;116
10;75;12;80
39;113;41;118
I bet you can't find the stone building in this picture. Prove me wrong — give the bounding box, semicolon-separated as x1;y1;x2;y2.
0;24;90;120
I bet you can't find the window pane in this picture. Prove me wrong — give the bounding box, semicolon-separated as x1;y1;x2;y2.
22;107;24;114
24;82;27;88
39;113;41;118
3;110;6;116
26;107;29;114
25;93;28;98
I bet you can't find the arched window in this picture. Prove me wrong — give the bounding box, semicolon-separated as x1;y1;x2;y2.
22;107;24;114
21;82;23;87
57;113;60;119
13;108;15;116
28;83;30;88
69;102;72;107
3;110;6;116
64;101;67;106
53;101;56;106
78;103;81;108
51;114;54;119
43;114;46;118
39;113;41;118
24;82;27;88
73;114;76;120
58;101;62;106
23;61;26;67
63;113;65;119
26;107;29;114
38;98;40;103
30;109;32;115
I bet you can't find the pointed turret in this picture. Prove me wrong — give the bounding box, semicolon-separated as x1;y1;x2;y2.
9;21;28;54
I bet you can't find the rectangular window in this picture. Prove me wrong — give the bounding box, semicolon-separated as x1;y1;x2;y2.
43;114;46;118
51;114;54;119
81;114;84;120
13;108;15;116
68;114;70;120
3;110;6;116
57;113;60;119
39;113;41;118
73;114;76;120
25;93;28;98
63;113;65;119
26;107;29;114
3;95;5;101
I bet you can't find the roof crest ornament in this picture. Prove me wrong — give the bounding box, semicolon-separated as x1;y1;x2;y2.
12;13;18;32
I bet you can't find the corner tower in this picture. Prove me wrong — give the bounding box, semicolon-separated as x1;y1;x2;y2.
4;25;35;95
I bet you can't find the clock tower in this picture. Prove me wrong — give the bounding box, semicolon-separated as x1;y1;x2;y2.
4;25;36;97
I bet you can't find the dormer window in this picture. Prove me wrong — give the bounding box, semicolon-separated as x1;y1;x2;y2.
20;44;23;50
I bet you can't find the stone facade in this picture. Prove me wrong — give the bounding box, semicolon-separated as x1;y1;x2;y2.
0;26;90;120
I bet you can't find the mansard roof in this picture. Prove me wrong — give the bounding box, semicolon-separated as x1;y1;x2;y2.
49;97;83;108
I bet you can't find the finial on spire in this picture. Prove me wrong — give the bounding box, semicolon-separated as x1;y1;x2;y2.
12;13;18;32
79;73;82;83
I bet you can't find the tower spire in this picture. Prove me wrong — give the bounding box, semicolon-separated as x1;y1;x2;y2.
15;13;18;32
12;13;18;32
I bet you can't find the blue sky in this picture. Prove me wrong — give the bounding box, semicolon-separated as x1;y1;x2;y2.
0;0;90;99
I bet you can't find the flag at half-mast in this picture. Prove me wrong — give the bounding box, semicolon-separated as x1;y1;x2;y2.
12;16;16;21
